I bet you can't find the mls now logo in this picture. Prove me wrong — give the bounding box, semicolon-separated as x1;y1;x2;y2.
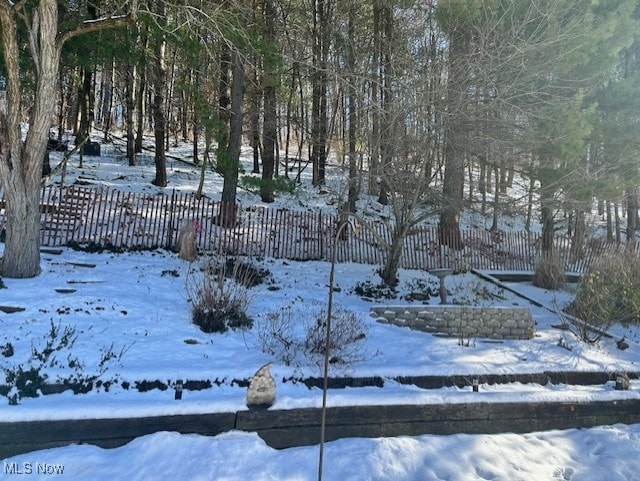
3;461;65;475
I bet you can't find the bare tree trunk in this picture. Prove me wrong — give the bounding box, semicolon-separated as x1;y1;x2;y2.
0;0;60;277
58;72;74;142
76;66;94;166
102;62;115;140
380;224;405;287
479;155;487;214
490;164;500;232
499;163;507;194
567;211;573;237
195;47;209;198
525;175;534;232
615;201;621;243
66;69;80;133
261;80;277;202
180;72;190;142
438;29;467;250
377;2;393;206
135;28;148;154
219;50;245;226
626;188;638;250
606;199;614;242
165;46;177;151
311;0;329;186
467;157;474;204
125;60;136;166
507;166;514;188
284;62;296;178
346;6;358;213
250;65;261;174
570;205;586;261
152;0;168;187
368;0;380;197
261;0;277;202
540;180;556;256
218;43;231;143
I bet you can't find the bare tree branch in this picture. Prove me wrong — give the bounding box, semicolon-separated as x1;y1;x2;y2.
56;12;136;48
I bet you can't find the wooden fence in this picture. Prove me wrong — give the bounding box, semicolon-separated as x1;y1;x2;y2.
0;185;636;273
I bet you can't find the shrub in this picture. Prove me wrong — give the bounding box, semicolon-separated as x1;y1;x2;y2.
257;302;372;371
257;307;300;367
352;280;397;300
0;322;128;404
240;175;296;195
565;251;640;342
532;252;566;290
304;305;368;366
1;343;13;358
223;257;272;287
185;256;255;333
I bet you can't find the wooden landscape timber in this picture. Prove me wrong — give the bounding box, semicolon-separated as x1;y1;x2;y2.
1;398;639;459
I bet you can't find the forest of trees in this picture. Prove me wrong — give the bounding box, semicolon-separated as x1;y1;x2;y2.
1;0;640;280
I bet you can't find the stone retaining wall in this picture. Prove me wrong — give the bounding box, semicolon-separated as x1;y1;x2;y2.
371;305;535;340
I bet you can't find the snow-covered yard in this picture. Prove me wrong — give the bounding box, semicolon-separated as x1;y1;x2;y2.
1;139;639;480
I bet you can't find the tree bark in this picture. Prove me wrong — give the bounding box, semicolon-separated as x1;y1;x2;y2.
540;180;556;256
525;175;534;231
606;200;614;242
101;61;114;141
490;165;500;232
219;50;245;226
626;188;638;250
380;224;405;287
615;201;621;243
368;0;380;197
438;28;467;250
261;0;277;202
570;205;586;261
152;0;168;187
250;63;261;174
135;28;148;154
125;59;136;166
377;2;393;206
346;6;358;213
0;0;60;278
0;0;135;278
76;66;93;167
311;0;328;186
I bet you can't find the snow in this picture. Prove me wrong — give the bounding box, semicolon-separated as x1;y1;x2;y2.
1;137;639;479
4;425;640;481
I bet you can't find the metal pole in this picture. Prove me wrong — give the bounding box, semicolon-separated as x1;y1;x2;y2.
317;220;346;481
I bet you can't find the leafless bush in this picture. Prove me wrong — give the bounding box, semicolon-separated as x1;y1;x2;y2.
304;305;369;366
532;252;566;290
185;255;255;333
257;308;299;367
257;302;372;371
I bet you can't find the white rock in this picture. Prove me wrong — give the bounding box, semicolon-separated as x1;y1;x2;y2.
246;362;276;409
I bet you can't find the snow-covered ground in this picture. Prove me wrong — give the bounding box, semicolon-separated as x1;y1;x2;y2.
4;426;640;481
1;136;639;480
